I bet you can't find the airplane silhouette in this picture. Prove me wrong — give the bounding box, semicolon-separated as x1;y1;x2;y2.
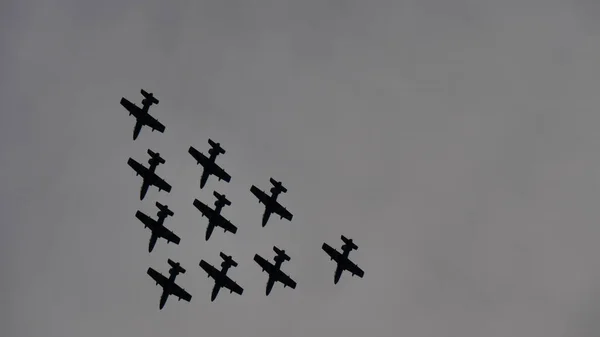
135;202;180;252
120;89;165;140
199;253;244;301
322;235;365;284
147;259;192;310
188;139;231;189
193;191;237;241
254;246;297;295
250;178;293;227
127;149;171;200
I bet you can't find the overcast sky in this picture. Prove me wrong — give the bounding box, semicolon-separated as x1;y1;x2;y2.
4;1;600;336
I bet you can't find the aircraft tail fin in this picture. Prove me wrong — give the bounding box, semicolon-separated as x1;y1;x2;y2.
155;202;174;216
273;246;291;261
270;178;288;193
341;235;358;250
140;89;159;104
168;259;186;274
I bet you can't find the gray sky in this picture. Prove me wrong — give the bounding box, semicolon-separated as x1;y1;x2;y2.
4;1;600;336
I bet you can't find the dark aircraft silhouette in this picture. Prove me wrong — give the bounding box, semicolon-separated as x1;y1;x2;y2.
250;178;293;227
254;246;297;295
128;149;172;200
188;139;231;189
147;259;192;310
135;202;180;252
193;191;238;241
322;235;365;284
199;252;244;301
120;89;165;140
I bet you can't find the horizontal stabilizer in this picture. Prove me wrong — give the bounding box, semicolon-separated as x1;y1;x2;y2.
273;246;291;261
140;89;159;104
213;191;231;206
220;252;238;267
168;259;186;274
155;202;174;216
341;235;358;250
208;139;226;154
270;178;288;193
147;149;166;164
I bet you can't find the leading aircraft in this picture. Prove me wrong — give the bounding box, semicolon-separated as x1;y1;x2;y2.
254;246;297;295
135;202;180;252
199;252;244;301
193;191;238;241
120;89;166;140
147;259;192;310
322;235;365;284
188;139;231;189
250;178;293;227
128;149;172;200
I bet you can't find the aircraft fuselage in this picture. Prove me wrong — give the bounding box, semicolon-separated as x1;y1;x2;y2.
159;272;178;309
199;153;219;189
334;248;352;284
210;266;231;301
265;260;284;295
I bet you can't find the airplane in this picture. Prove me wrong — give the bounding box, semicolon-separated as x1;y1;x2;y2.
135;202;180;252
128;149;172;200
322;235;365;284
147;259;192;310
193;191;238;241
188;139;231;189
254;246;297;295
199;252;244;301
250;178;293;227
120;89;166;140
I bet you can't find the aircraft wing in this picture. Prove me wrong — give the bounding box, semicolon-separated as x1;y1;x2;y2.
147;267;168;288
272;202;293;221
222;275;244;295
169;282;192;302
322;243;343;263
151;174;172;192
344;260;365;278
160;227;181;245
128;158;148;177
188;147;209;167
253;254;274;273
199;260;219;279
250;185;270;204
143;114;166;133
193;199;215;219
275;269;297;289
211;164;231;183
215;215;238;234
121;98;142;118
135;211;156;229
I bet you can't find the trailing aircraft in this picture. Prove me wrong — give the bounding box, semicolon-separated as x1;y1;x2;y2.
250;178;293;227
127;149;171;200
322;235;365;284
147;259;192;310
254;246;297;295
199;252;244;301
120;89;165;140
135;202;180;252
188;139;231;189
193;191;238;241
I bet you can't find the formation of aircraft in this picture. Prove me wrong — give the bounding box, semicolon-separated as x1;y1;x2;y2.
199;253;244;301
250;178;293;227
254;246;297;295
193;191;238;241
147;259;192;310
128;149;172;200
121;89;365;309
322;235;365;284
135;202;180;252
189;139;231;189
120;89;165;140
